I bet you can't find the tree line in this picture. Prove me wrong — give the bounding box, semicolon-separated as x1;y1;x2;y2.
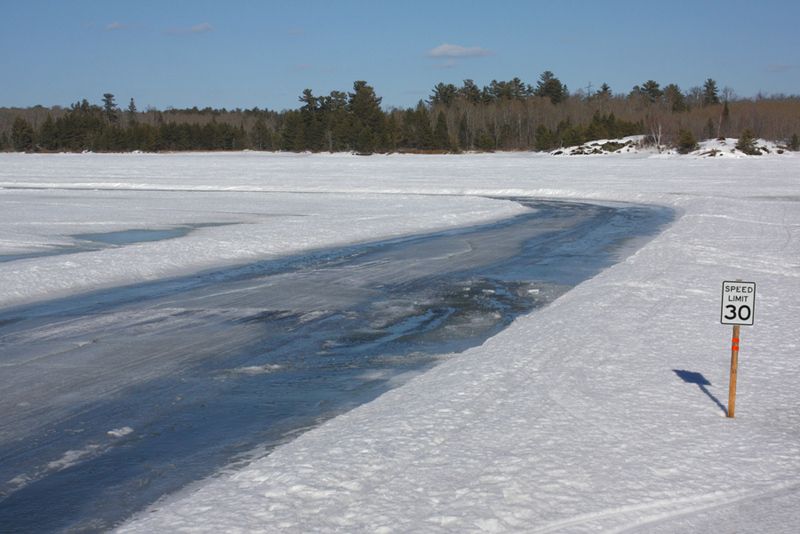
2;72;798;154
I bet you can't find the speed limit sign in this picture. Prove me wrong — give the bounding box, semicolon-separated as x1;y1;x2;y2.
721;281;756;326
720;280;755;418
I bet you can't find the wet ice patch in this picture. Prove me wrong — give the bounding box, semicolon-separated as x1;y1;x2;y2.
358;370;393;382
47;445;101;471
227;364;284;375
107;427;134;438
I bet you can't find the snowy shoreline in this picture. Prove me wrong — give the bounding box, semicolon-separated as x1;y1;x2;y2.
2;151;798;532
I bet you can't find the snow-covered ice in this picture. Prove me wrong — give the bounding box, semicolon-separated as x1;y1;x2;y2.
0;153;528;309
2;150;799;532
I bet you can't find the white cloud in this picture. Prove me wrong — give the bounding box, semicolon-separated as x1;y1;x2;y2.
167;22;214;35
767;63;797;73
190;22;213;34
427;43;492;58
105;22;126;31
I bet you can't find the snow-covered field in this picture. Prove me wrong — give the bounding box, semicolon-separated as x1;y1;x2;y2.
2;150;799;532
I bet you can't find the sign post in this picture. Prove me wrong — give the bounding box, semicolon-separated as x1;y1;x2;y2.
728;323;741;417
720;280;756;418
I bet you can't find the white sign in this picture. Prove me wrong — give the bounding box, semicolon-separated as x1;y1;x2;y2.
721;281;756;325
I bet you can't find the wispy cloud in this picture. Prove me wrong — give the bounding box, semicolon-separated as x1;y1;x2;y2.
767;63;797;73
105;21;126;31
167;22;214;35
427;43;492;59
190;22;213;33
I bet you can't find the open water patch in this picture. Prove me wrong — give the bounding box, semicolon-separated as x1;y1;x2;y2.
0;222;234;263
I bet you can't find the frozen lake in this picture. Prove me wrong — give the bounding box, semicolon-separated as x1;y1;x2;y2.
0;198;670;532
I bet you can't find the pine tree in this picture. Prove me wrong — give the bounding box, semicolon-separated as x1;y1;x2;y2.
418;104;434;149
430;83;457;106
433;111;451;151
250;117;272;150
459;80;482;103
534;124;556;151
640;80;663;103
127;98;138;126
348;81;385;151
38;114;58;150
535;71;567;104
676;129;698;154
663;84;687;112
11;116;35;152
458;114;469;150
280;111;304;151
789;133;799;151
102;93;119;124
472;130;492;151
736;129;760;155
355;127;375;154
299;89;324;151
385;114;399;152
702;79;720;106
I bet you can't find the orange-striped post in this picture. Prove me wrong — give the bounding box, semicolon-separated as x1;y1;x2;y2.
727;324;741;418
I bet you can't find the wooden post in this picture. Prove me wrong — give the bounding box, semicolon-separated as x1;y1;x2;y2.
727;324;740;418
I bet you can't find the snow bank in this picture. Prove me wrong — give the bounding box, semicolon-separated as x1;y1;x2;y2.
3;152;799;532
551;135;793;158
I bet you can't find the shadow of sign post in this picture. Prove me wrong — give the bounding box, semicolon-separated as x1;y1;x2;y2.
673;369;728;416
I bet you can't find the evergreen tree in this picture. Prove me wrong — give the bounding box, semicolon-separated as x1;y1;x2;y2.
299;89;325;150
430;83;458;106
458;79;482;103
102;93;119;124
433;111;451;151
676;129;698;154
354;127;375;154
348;81;384;150
250;117;272;150
663;84;687;112
384;114;399;151
38;114;58;150
702;79;720;106
474;129;494;151
788;133;799;151
640;80;663;103
407;101;433;149
10;116;35;151
127;98;138;126
323;90;349;151
280;111;304;151
534;124;556;151
736;129;760;155
457;114;469;150
535;71;567;104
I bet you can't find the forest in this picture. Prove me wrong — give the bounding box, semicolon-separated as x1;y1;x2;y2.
1;72;798;154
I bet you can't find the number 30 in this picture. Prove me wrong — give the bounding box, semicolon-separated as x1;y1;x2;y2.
724;304;751;321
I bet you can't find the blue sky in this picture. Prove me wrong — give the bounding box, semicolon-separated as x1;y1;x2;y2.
1;0;798;111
